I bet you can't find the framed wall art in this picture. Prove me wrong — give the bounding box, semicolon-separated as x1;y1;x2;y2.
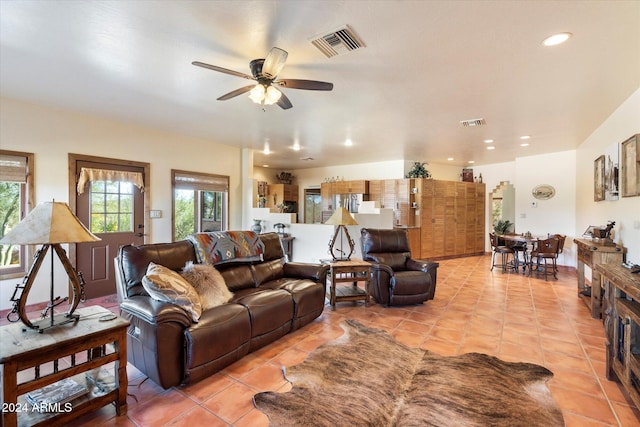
604;141;619;201
594;155;605;201
620;133;639;197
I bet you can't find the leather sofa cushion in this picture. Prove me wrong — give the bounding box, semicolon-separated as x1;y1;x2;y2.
267;278;325;325
185;303;251;369
391;271;431;295
234;290;294;337
119;240;197;298
260;233;286;261
219;265;256;291
253;259;285;286
366;252;409;271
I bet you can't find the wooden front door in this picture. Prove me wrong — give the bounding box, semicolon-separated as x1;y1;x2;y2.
74;158;146;299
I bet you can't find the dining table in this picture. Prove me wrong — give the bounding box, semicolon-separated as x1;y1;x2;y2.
498;233;547;273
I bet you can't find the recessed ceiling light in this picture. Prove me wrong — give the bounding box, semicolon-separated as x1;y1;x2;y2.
468;160;475;164
542;32;572;47
263;142;271;155
263;164;270;168
520;135;531;140
447;157;454;161
344;138;353;147
292;142;301;151
520;143;530;147
483;139;494;143
486;146;495;150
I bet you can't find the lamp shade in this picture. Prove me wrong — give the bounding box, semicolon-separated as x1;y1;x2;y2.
0;201;100;245
325;207;358;226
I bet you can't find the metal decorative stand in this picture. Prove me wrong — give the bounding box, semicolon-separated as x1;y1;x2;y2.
7;243;85;332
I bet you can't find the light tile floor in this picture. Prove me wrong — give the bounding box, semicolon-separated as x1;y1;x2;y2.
5;255;640;426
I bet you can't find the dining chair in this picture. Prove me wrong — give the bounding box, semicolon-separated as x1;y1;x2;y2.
489;233;516;273
528;236;560;280
551;234;566;275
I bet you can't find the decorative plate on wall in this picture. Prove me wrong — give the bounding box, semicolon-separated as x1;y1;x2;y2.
532;184;556;200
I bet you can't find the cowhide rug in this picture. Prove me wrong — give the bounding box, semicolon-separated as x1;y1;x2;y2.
253;319;564;427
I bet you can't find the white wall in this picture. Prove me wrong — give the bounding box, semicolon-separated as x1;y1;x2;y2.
470;152;577;267
575;88;640;265
0;97;243;310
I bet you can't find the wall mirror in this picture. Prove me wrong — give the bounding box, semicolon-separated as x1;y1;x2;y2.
490;181;515;231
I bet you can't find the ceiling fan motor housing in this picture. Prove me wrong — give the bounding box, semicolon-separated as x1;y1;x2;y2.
250;59;265;79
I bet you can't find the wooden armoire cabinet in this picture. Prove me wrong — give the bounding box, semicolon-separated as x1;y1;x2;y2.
418;180;485;259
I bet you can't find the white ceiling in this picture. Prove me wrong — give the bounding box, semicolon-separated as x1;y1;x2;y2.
1;1;639;170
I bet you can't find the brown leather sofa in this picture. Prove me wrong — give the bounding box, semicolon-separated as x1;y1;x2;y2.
360;228;439;306
115;232;328;389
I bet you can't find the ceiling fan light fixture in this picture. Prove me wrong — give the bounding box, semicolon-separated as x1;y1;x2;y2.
248;84;282;105
249;84;266;104
264;85;282;105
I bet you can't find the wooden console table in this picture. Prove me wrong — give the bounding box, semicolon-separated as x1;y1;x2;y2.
597;263;640;409
573;238;626;318
1;305;129;427
323;259;371;310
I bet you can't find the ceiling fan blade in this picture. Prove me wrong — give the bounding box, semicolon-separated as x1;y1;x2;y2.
192;61;255;81
262;47;288;79
277;92;293;110
217;85;256;101
275;79;333;91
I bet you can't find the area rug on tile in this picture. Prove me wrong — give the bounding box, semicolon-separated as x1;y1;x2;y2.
253;319;564;427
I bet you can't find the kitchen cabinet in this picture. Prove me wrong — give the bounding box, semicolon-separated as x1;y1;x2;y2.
369;179;417;227
320;180;369;221
267;184;298;210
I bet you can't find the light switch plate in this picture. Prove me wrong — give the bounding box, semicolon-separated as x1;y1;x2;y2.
150;210;162;218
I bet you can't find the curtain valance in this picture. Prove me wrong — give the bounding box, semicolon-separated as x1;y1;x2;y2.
77;167;144;194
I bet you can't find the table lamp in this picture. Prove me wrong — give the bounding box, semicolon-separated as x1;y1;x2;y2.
0;201;100;332
325;207;358;261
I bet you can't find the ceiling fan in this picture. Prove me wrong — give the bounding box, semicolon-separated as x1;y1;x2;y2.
192;47;333;110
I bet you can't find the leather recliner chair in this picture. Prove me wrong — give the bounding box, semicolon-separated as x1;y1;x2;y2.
360;228;439;306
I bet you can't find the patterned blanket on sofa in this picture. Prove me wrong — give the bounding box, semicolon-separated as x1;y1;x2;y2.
187;231;265;265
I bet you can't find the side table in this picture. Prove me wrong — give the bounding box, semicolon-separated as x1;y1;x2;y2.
323;259;371;310
597;263;640;409
1;305;129;427
573;238;626;318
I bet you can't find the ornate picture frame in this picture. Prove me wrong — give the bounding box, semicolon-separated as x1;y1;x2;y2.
532;184;555;200
620;134;639;197
594;155;605;201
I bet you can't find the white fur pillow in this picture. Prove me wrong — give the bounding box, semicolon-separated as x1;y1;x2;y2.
181;262;233;310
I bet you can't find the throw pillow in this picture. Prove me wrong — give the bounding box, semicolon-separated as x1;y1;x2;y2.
181;261;233;310
142;262;202;322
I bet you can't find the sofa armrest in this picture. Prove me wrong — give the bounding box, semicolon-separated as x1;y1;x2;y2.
120;295;193;328
406;258;439;274
283;262;329;282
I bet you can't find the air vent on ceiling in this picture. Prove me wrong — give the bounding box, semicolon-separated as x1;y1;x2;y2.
310;25;365;58
300;156;315;161
460;118;486;127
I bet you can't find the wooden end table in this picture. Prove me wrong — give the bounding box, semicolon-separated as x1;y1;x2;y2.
323;258;371;310
573;238;626;318
1;305;129;427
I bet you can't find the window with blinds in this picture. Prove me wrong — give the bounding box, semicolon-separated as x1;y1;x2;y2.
0;150;34;277
172;170;229;241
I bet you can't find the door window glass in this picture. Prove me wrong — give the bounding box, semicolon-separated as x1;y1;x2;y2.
90;180;134;233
